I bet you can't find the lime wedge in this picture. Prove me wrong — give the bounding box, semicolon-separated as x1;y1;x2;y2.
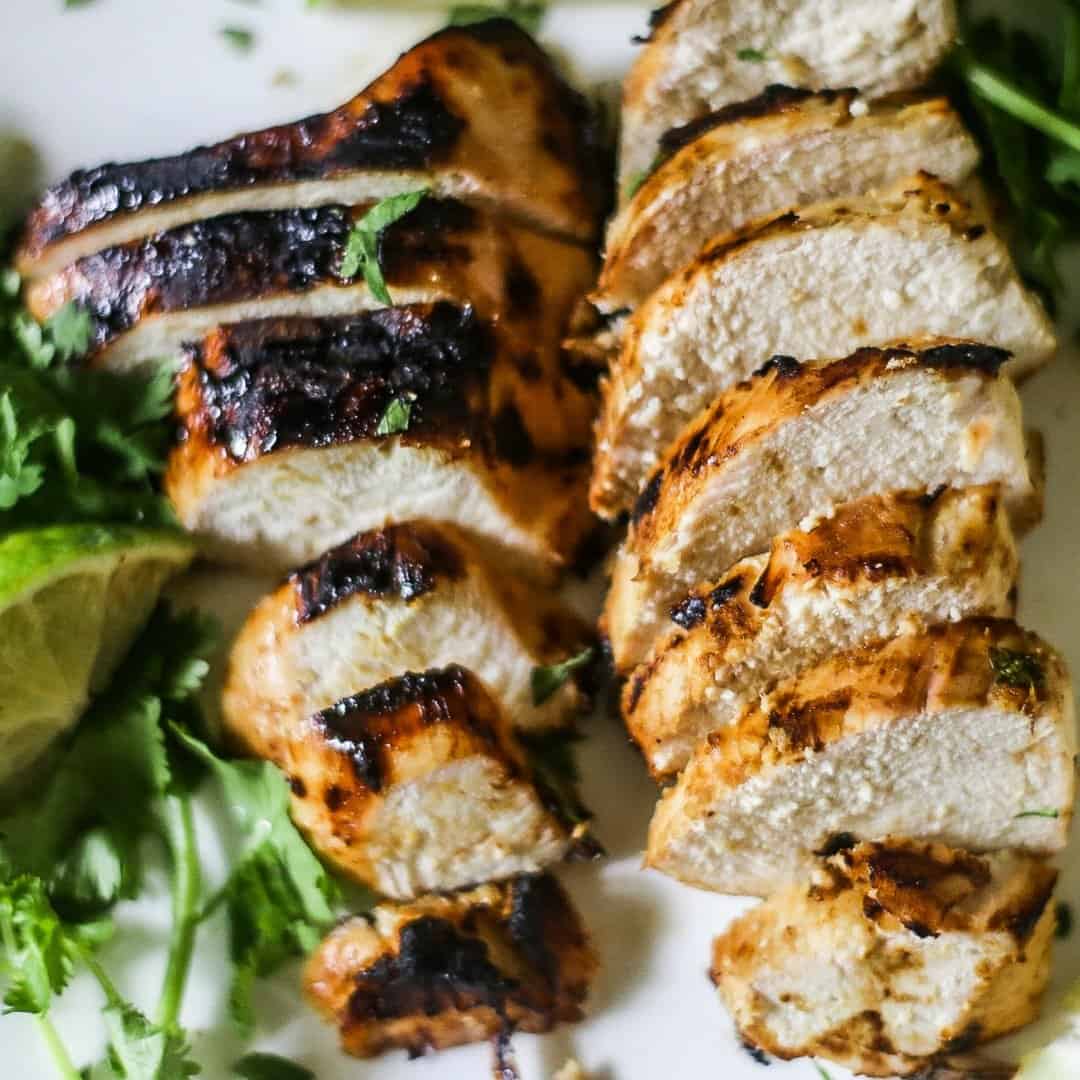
0;524;195;787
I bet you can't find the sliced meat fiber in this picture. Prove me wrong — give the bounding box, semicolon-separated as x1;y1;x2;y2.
16;18;607;278
620;486;1018;776
712;838;1057;1077
591;175;1055;519
305;873;596;1058
619;0;957;189
647;619;1076;897
608;341;1037;673
224;520;593;742
165;310;595;577
597;87;978;312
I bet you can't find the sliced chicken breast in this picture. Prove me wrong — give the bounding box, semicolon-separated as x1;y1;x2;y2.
305;873;596;1057
224;520;593;747
647;619;1076;897
165;311;594;576
621;487;1018;776
16;19;606;278
619;0;957;188
597;88;978;312
227;665;580;899
25;197;596;378
608;342;1035;671
713;839;1057;1077
591;176;1055;519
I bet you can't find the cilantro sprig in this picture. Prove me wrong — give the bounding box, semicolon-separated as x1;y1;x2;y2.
447;2;546;35
339;190;428;305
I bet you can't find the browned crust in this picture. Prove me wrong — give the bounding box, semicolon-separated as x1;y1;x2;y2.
627;341;1010;550
706;619;1064;790
17;19;608;271
304;873;596;1058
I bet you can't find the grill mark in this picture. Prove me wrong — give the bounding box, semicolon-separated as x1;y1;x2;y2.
293;522;467;623
186;303;495;463
66;198;477;351
669;594;707;631
631;471;664;524
313;666;501;793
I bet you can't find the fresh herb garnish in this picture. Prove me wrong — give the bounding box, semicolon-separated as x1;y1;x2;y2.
989;646;1046;691
1057;901;1073;939
375;397;412;436
519;729;592;828
222;26;256;52
1015;808;1060;819
531;647;595;706
339;189;429;304
736;47;768;62
447;2;546;35
232;1052;316;1080
815;1065;833;1080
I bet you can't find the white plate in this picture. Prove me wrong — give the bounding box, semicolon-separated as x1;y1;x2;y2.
4;2;1080;1077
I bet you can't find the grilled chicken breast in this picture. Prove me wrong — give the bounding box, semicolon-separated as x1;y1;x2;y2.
619;0;957;188
224;521;592;746
713;839;1057;1077
608;343;1035;672
305;873;596;1057
621;487;1018;776
226;665;579;899
16;19;607;279
591;176;1055;519
165;311;594;576
25;197;596;379
597;88;978;313
647;619;1076;896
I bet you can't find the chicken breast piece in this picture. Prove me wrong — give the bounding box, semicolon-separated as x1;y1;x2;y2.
25;197;597;379
16;19;607;279
647;619;1076;897
224;521;593;747
231;665;580;899
609;342;1036;670
165;311;594;576
305;873;597;1057
713;838;1057;1077
591;176;1055;519
620;487;1018;776
619;0;957;188
597;88;978;312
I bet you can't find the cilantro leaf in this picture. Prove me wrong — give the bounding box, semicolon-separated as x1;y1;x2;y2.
447;2;546;35
519;729;593;829
222;26;255;52
101;998;200;1079
170;727;341;1030
1015;808;1060;819
989;646;1046;690
232;1054;314;1080
0;876;78;1015
374;397;412;436
48;827;125;920
736;47;768;62
339;190;428;304
531;646;594;706
44;304;92;364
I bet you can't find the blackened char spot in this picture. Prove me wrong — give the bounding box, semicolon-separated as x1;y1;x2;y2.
293;522;466;623
504;257;542;319
25;78;465;251
192;303;495;463
941;1023;983;1055
814;832;858;857
632;1;679;43
506;875;568;991
670;594;707;630
917;343;1010;375
710;576;746;610
659;86;852;158
754;354;802;379
631;471;664;524
347;915;517;1022
740;1041;771;1066
492;403;536;466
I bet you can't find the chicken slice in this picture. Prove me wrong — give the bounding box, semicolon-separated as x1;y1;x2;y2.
609;342;1036;670
305;873;597;1057
16;19;606;278
224;520;593;745
619;0;957;189
597;88;978;312
165;310;595;576
25;197;596;380
230;665;582;899
591;176;1055;519
620;486;1018;775
647;619;1076;897
713;838;1057;1077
